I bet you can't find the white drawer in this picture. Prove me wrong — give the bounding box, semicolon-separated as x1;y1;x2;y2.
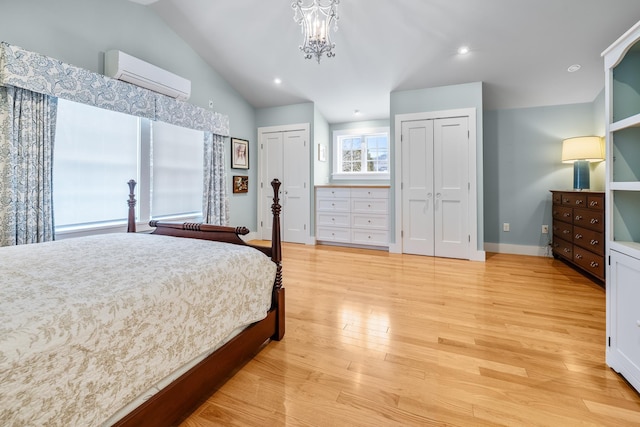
351;229;388;246
317;198;350;212
351;213;388;230
316;187;350;199
317;226;351;243
317;212;350;227
351;187;388;199
352;198;388;214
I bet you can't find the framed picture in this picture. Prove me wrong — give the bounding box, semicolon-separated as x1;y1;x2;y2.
232;175;248;193
231;137;249;169
318;144;327;162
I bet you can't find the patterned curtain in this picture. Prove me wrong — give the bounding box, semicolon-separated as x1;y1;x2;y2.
202;132;229;225
0;86;57;246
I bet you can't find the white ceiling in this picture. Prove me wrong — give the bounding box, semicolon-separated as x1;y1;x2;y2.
144;0;640;124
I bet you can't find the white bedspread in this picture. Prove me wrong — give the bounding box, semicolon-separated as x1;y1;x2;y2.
0;233;276;426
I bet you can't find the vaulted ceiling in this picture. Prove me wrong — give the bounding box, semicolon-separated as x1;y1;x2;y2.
139;0;640;123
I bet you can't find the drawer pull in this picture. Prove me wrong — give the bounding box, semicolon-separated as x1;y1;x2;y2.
563;213;571;218
575;233;583;239
563;198;569;203
575;254;583;259
590;218;599;224
575;215;583;220
368;204;371;208
576;200;584;205
563;248;571;253
590;201;599;207
367;220;371;223
332;218;335;221
563;230;570;234
590;261;599;268
590;239;599;245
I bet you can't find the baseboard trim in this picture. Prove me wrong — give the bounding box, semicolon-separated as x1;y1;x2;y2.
484;243;553;257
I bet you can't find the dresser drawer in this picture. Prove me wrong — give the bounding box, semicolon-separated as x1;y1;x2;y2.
587;194;604;210
316;187;350;199
317;212;350;227
573;225;604;256
573;208;604;232
553;221;573;240
352;198;388;214
561;193;588;207
317;226;350;243
351;213;388;230
350;187;388;199
352;229;388;246
553;206;573;223
552;236;573;260
573;246;605;280
316;198;350;212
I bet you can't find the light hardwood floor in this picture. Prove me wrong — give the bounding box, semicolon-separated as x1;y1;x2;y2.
181;243;640;426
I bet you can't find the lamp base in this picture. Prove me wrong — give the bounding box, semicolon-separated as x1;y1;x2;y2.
573;160;590;190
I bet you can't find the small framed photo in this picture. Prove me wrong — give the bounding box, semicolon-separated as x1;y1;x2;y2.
318;144;327;162
231;137;249;169
232;175;248;193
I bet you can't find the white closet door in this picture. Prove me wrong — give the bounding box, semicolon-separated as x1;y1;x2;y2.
260;132;283;240
282;130;308;243
401;120;434;256
434;117;469;259
400;116;470;259
259;128;309;244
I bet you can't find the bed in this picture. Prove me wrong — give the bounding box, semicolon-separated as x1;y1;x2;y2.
0;179;284;426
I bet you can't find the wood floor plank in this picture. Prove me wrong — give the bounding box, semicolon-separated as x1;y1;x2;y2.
181;244;640;426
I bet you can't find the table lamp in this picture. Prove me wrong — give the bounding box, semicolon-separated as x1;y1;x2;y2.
561;136;604;190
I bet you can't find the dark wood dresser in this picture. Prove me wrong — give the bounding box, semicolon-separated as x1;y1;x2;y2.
550;190;605;281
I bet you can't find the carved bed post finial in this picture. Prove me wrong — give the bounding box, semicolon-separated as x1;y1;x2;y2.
127;180;137;233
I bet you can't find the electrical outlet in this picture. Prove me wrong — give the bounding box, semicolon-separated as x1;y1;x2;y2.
542;225;549;234
503;223;510;232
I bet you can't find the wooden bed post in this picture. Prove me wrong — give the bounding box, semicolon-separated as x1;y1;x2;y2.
271;179;285;341
127;180;137;233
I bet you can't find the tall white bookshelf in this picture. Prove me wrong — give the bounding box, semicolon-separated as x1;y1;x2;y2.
602;20;640;394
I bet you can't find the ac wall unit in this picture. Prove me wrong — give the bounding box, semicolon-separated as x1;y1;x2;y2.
104;50;191;101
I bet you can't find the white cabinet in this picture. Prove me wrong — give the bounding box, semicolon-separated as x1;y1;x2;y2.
603;20;640;393
608;250;640;392
315;186;389;248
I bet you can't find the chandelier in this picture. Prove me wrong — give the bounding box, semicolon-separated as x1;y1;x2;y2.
292;0;339;63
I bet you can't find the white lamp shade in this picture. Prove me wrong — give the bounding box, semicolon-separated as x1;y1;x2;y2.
561;136;604;163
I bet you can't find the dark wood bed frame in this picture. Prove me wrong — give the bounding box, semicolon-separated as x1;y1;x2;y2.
114;179;284;427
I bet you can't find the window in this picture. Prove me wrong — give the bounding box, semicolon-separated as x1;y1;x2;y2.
333;128;389;180
54;99;204;235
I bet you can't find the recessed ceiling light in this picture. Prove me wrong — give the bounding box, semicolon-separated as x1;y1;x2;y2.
274;78;282;85
457;46;470;55
567;64;581;73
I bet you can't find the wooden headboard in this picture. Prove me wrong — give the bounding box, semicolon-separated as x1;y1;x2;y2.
126;178;283;289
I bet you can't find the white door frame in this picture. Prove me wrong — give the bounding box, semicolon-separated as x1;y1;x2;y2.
392;108;485;261
257;123;313;245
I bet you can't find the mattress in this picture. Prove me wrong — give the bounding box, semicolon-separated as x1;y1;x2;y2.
0;233;276;426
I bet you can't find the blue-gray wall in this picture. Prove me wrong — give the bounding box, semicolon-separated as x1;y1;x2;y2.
483;102;604;252
1;0;258;227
